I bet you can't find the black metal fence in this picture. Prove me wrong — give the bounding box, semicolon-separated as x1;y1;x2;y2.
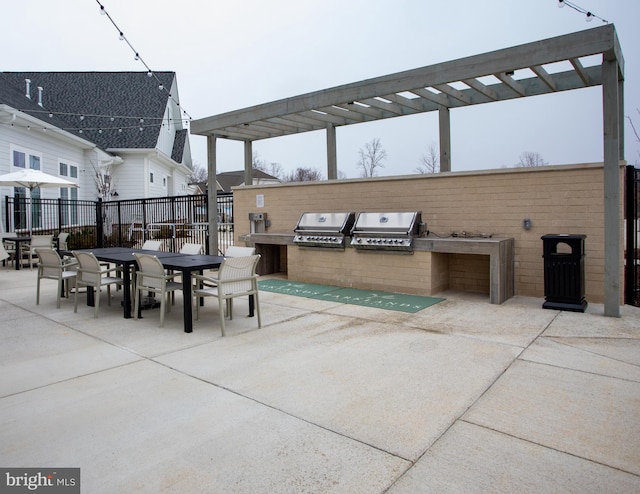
3;192;234;255
626;165;640;307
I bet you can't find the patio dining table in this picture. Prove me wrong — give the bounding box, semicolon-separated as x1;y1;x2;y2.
74;248;224;333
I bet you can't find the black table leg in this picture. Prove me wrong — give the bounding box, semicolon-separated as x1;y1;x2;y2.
182;269;193;333
123;264;132;318
249;295;255;317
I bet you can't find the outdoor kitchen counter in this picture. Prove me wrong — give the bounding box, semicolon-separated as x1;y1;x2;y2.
241;233;514;304
414;235;514;304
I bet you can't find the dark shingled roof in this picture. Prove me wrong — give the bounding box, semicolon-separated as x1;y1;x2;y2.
1;71;177;151
171;129;187;163
216;169;280;192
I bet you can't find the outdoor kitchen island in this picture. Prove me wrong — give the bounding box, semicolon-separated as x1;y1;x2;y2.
241;232;514;304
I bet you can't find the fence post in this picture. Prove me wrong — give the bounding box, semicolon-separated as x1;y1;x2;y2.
57;198;63;234
96;198;104;248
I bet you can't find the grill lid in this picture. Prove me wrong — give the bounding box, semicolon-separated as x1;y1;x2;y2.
350;211;423;251
294;212;355;234
293;212;356;248
351;211;421;236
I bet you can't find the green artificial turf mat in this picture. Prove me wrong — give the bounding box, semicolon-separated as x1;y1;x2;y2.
259;280;444;313
257;279;340;297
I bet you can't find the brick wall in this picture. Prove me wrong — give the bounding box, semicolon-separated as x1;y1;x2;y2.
233;163;624;303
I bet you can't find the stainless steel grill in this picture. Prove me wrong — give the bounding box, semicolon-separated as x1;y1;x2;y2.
293;212;356;249
350;211;424;252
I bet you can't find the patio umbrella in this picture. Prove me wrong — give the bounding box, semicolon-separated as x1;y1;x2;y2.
0;168;79;235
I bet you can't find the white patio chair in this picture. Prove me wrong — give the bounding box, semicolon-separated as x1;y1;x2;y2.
35;248;77;308
224;246;256;257
206;245;256;280
28;235;54;269
179;242;203;255
57;232;70;251
192;254;261;336
73;251;123;318
141;240;162;251
133;253;182;328
2;233;17;267
0;241;10;265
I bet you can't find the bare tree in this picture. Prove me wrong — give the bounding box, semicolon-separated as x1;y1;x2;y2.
627;108;640;166
252;152;284;179
357;138;387;177
415;143;439;174
91;160;117;199
516;151;547;167
283;167;323;182
188;163;207;184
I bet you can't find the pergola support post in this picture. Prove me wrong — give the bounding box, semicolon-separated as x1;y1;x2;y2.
602;59;621;317
439;106;451;172
206;135;218;256
244;140;253;186
326;124;337;179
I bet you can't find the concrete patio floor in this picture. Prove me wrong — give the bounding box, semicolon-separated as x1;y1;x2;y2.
1;264;639;493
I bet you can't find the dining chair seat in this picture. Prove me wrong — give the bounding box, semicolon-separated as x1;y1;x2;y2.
28;235;54;269
193;254;261;336
73;251;123;318
36;248;77;308
133;253;182;328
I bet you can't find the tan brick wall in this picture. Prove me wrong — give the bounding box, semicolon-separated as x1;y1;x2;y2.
288;248;436;295
233;163;625;303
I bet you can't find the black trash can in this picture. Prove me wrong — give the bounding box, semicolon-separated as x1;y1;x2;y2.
541;234;587;312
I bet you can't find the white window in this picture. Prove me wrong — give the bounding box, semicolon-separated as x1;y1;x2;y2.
11;145;43;230
11;146;41;170
59;161;79;226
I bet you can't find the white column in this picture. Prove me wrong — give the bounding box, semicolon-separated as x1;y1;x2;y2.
244;141;253;186
207;135;218;256
602;60;621;317
326;124;337;179
439;107;451;172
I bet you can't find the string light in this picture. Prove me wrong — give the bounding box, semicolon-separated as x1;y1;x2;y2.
95;0;194;121
16;108;189;127
1;119;188;134
557;0;608;23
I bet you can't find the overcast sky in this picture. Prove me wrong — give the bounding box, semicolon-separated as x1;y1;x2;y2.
5;0;640;178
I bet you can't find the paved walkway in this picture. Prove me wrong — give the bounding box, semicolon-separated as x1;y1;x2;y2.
1;265;639;493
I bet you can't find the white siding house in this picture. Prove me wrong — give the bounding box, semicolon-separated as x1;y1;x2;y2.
0;72;193;213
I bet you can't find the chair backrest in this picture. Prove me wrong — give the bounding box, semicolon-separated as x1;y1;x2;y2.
36;248;63;276
217;255;260;296
31;235;53;249
180;243;203;255
224;246;256;258
142;240;162;251
0;241;9;261
73;251;102;284
57;232;70;250
133;253;166;289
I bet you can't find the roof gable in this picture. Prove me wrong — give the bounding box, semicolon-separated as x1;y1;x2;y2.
1;71;175;150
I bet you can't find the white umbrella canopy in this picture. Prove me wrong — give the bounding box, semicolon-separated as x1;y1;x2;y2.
0;168;79;235
0;168;78;191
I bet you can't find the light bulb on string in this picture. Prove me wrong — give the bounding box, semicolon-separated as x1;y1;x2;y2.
558;0;565;7
585;11;593;21
135;53;139;61
100;5;106;14
119;32;124;40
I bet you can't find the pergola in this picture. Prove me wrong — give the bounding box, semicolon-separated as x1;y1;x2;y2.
191;24;624;316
